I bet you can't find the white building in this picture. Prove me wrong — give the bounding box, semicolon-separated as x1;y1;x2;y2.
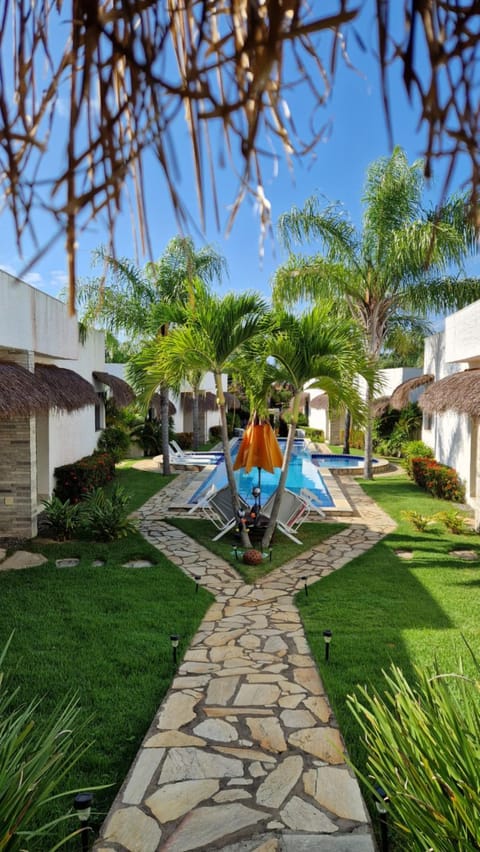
0;271;133;538
421;299;480;519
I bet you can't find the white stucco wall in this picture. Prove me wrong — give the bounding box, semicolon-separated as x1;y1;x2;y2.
445;299;480;366
0;269;78;358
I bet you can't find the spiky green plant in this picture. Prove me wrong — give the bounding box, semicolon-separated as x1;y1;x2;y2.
348;661;480;851
400;509;438;532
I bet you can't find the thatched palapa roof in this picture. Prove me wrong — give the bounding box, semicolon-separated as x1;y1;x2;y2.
93;371;135;409
372;396;392;417
181;391;217;414
150;394;177;417
309;394;328;410
419;369;480;416
224;392;240;407
0;362;54;419
390;374;434;411
35;364;97;412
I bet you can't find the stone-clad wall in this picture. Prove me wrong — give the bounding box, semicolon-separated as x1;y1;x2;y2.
0;416;37;538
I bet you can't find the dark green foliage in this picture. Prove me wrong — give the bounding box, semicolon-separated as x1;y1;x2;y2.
41;495;82;540
80;485;137;540
403;440;434;476
97;425;131;462
54;453;115;503
174;431;194;450
130;419;164;456
208;425;222;441
373;402;422;457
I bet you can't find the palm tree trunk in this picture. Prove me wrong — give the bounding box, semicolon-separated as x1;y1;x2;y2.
343;410;351;454
261;394;299;549
364;384;374;479
161;384;171;475
192;388;200;450
215;373;252;549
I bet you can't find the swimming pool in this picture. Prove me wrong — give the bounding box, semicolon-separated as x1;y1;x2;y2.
312;453;370;468
189;440;334;508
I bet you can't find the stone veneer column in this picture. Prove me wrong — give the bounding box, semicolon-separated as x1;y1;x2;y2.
0;350;37;538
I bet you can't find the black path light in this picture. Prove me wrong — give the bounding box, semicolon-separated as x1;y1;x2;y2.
74;793;93;852
323;629;332;661
301;575;308;597
374;783;390;852
194;575;201;593
170;634;180;666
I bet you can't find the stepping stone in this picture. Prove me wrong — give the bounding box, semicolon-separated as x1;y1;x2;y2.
395;550;413;560
0;548;6;562
92;559;105;566
163;803;266;852
122;559;153;567
0;551;48;571
103;805;161;851
147;779;219;823
450;549;478;561
56;558;80;568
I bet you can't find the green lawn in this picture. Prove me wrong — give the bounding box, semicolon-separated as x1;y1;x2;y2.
168;517;346;583
0;467;213;848
298;473;480;835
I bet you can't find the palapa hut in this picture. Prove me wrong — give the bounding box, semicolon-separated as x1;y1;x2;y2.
419;369;480;417
390;374;434;411
92;371;135;409
0;362;54;419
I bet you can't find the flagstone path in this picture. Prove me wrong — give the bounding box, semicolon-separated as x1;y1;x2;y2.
95;475;395;852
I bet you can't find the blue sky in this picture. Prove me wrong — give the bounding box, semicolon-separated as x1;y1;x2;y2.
1;7;477;303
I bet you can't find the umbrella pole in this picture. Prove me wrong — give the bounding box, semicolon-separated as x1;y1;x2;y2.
258;467;261;509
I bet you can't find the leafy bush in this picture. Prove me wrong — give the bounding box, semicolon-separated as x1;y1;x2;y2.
80;485;137;540
348;661;480;851
209;425;222;442
403;441;434;476
130;420;164;457
411;457;465;502
41;495;81;540
304;427;325;442
97;424;131;462
400;510;437;532
435;509;472;535
54;452;115;503
0;635;91;850
174;431;194;450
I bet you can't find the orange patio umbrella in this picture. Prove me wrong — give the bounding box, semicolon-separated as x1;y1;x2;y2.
233;414;283;506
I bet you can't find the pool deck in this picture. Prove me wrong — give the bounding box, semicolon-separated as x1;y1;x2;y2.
94;473;396;852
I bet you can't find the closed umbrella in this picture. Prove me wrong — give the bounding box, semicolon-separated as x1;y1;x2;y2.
233;414;283;508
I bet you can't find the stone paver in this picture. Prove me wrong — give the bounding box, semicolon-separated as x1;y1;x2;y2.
0;550;48;571
95;474;395;850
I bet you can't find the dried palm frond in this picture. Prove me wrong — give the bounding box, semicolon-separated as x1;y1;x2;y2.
0;1;356;311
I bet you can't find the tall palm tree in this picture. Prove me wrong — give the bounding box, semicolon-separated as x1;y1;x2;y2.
141;289;270;548
261;305;370;549
273;147;480;477
77;237;226;472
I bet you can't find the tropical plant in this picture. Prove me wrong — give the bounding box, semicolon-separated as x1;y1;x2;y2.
97;425;131;462
80;486;137;541
403;439;435;472
0;635;92;851
78;236;226;472
260;304;372;549
273;147;480;478
41;495;81;540
435;510;472;536
400;510;438;532
138;288;271;548
348;660;480;851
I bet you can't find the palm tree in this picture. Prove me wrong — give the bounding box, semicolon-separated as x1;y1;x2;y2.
273;147;480;477
141;289;270;548
77;237;226;472
260;305;370;549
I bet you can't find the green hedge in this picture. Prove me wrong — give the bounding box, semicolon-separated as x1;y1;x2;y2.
410;456;465;502
54;452;115;503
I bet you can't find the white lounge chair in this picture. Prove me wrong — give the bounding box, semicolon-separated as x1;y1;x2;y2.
168;443;219;467
190;484;250;540
170;440;222;460
300;487;326;519
260;488;309;544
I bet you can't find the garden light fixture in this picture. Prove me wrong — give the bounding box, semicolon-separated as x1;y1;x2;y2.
170;634;180;665
301;575;308;597
374;784;389;852
323;629;332;661
74;793;93;852
194;575;201;594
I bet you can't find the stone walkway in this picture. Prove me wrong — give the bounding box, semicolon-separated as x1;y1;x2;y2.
95;475;395;852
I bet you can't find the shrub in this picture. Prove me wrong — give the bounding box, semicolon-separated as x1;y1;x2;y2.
435;509;472;535
411;457;465;502
130;420;163;457
80;485;137;541
97;424;131;462
403;441;434;477
174;432;194;450
400;510;437;532
41;495;81;540
304;427;325;442
0;635;92;850
209;425;222;442
54;452;115;503
348;661;480;851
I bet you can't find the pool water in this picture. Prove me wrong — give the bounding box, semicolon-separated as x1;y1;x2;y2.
312;453;371;469
189;440;334;508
